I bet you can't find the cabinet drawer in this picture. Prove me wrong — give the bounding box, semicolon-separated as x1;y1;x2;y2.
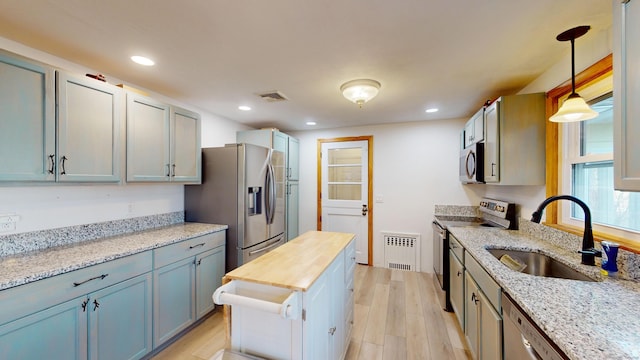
154;232;225;269
0;251;152;326
449;235;464;263
345;240;356;278
465;254;501;312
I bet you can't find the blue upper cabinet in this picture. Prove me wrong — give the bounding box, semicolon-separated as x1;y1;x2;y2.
126;94;201;183
0;50;56;182
614;0;640;191
56;71;123;182
0;50;124;184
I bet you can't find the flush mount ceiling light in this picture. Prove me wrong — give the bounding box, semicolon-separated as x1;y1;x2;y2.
131;55;155;66
425;108;439;113
238;105;252;111
549;26;598;122
340;79;381;108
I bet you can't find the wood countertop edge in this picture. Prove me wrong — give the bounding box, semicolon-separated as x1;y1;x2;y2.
222;231;355;292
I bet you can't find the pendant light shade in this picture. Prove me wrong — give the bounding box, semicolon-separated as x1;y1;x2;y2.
549;25;599;123
340;79;381;108
550;93;598;122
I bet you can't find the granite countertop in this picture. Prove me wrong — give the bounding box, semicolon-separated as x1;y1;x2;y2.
448;225;640;360
0;222;227;291
224;231;355;291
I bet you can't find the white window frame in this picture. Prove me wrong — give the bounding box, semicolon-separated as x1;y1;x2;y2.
559;74;640;241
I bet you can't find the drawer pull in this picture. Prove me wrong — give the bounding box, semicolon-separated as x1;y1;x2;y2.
73;274;109;287
189;243;206;249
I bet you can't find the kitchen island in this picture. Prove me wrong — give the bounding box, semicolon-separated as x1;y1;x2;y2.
215;230;356;360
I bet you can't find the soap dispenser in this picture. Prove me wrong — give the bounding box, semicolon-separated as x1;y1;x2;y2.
600;241;619;277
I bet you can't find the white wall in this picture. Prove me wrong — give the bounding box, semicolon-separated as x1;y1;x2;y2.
290;119;484;272
0;36;250;235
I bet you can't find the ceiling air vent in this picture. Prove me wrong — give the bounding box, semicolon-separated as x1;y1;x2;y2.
257;91;288;102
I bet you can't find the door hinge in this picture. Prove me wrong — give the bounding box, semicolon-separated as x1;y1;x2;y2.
302;308;306;321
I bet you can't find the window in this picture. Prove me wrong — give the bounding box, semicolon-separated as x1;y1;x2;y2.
558;73;640;242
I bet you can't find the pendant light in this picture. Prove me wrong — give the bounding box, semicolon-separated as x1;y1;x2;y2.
340;79;381;108
549;25;598;122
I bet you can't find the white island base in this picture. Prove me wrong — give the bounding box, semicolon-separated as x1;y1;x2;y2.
213;231;356;360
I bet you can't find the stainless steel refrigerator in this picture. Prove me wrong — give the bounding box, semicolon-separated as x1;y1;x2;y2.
185;143;286;272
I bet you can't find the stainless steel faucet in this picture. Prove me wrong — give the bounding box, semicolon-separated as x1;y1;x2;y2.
531;195;602;266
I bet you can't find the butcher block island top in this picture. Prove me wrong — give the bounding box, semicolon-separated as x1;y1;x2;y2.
224;231;355;291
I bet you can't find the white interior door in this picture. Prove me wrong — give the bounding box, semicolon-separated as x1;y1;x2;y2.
321;140;369;264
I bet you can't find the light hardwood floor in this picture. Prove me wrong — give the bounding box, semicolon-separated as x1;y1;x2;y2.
152;265;471;360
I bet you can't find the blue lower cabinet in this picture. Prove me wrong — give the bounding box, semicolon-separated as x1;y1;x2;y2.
152;236;226;348
89;273;153;360
196;247;225;319
153;256;196;346
0;296;88;359
0;273;153;360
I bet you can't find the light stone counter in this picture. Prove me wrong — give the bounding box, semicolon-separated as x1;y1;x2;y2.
448;225;640;360
0;222;227;291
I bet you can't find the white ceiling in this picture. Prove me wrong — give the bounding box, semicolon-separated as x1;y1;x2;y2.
0;0;611;131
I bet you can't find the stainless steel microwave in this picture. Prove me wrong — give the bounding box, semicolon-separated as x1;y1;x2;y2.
460;142;484;183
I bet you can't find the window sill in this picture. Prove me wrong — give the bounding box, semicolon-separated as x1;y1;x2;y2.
544;223;640;254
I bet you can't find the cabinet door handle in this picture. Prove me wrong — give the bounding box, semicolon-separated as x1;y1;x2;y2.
196;259;202;266
73;273;109;287
189;243;205;249
457;271;462;277
81;298;90;312
491;163;496;176
471;292;479;305
171;164;176;177
60;156;68;175
165;164;170;177
93;299;100;311
328;326;336;335
48;154;55;174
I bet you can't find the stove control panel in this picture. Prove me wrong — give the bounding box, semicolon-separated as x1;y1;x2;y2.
479;198;515;221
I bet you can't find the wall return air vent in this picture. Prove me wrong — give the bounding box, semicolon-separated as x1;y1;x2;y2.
257;91;288;102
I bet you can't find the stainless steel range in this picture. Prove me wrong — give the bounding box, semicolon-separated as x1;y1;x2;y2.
432;198;516;312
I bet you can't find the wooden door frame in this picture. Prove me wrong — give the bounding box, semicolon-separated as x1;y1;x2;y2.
317;136;373;266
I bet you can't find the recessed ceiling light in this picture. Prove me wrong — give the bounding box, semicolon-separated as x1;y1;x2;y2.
306;121;317;126
426;108;439;113
238;105;252;111
131;56;155;66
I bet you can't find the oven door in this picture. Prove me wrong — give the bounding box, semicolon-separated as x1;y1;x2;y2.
432;221;446;288
459;142;484;183
432;221;452;312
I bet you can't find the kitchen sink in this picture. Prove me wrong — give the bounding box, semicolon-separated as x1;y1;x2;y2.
487;248;596;282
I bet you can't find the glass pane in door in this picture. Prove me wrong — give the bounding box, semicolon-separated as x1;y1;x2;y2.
328;148;362;164
328;148;362;200
328;184;362;200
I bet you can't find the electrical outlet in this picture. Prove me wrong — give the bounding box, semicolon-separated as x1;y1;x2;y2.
0;222;16;232
0;214;20;224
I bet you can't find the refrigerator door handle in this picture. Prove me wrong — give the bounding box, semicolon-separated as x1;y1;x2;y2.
265;164;273;224
268;163;276;224
248;235;283;256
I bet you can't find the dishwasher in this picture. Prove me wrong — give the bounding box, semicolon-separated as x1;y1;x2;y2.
502;293;568;360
